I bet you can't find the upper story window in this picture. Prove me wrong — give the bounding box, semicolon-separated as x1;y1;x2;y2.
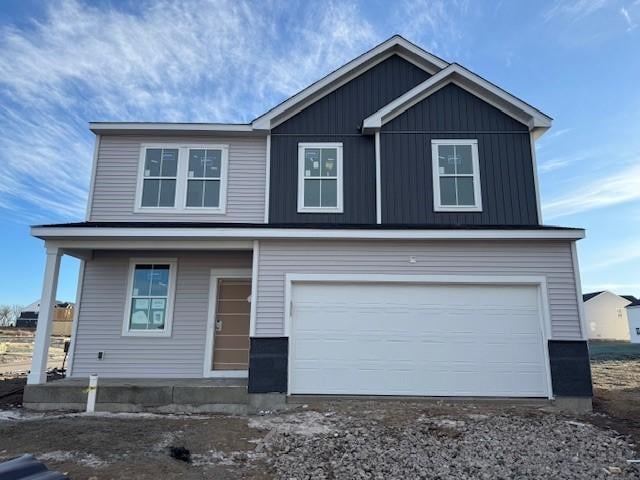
136;144;228;213
297;142;343;213
141;148;178;208
122;259;177;337
431;139;482;212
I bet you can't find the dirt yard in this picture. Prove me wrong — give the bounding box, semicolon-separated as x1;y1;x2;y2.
0;328;67;377
0;340;637;479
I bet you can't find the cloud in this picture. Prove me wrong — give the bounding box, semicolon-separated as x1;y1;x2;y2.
621;6;638;30
0;0;378;222
544;0;611;21
542;163;640;219
582;282;640;294
584;247;640;271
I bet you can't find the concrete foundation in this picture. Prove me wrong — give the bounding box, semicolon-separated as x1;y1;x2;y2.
552;396;593;413
23;378;249;414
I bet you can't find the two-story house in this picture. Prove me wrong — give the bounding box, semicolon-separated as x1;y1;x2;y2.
25;36;592;412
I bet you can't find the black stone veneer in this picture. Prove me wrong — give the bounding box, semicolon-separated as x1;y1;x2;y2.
248;337;288;393
548;340;593;397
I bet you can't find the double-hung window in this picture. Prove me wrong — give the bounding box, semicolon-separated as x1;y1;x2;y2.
431;139;482;211
297;142;343;213
136;144;228;213
141;148;179;207
123;259;177;337
186;148;223;208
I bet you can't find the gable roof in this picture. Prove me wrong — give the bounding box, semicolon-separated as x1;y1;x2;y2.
251;35;449;131
627;299;640;308
582;291;603;302
89;35;552;137
362;63;552;137
582;291;638;304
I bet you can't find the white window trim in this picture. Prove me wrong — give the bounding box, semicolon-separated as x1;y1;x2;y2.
122;258;178;337
431;139;482;212
134;143;229;214
297;142;344;213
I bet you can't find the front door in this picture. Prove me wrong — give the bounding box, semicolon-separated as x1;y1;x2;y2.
211;278;251;372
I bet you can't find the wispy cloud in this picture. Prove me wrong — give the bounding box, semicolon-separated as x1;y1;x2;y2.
582;282;640;294
544;0;611;21
584;245;640;271
542;163;640;218
0;0;377;222
620;6;638;30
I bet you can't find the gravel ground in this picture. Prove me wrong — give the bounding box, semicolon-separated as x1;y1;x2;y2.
0;402;638;479
255;402;640;480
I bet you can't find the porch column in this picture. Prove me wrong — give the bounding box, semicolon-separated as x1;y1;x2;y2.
27;244;62;385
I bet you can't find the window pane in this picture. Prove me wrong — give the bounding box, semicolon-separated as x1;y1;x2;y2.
456;145;473;174
150;266;170;296
130;298;151;330
158;179;176;207
457;177;475;205
186;180;204;207
321;148;338;177
141;179;160;207
439;177;457;206
304;149;321;177
304;179;321;207
203;180;220;207
189;150;206;178
205;150;222;178
132;265;153;296
144;149;162;176
161;149;178;176
438;145;456;174
149;298;166;329
321;179;337;207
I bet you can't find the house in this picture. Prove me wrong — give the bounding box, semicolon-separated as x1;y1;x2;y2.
582;291;638;341
626;300;640;344
24;36;592;412
16;300;74;336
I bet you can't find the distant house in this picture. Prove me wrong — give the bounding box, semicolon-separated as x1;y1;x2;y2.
582;291;638;341
626;299;640;344
16;300;75;336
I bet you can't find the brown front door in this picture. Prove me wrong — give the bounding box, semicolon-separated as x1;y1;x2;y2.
212;278;251;371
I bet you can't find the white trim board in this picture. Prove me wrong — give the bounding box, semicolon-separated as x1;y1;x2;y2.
89;123;256;135
362;64;552;135
34;226;586;241
66;259;86;377
283;273;554;399
204;268;252;378
84;134;100;221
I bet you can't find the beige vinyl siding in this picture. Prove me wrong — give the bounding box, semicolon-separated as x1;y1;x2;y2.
71;250;251;378
89;135;266;222
256;239;582;339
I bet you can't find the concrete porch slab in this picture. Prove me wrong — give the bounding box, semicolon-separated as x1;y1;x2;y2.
24;377;249;414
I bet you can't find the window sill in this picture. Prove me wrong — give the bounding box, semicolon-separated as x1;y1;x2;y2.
434;206;483;212
134;207;227;215
297;207;344;214
122;330;172;338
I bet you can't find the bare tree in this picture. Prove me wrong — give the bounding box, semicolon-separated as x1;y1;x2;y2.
0;305;10;326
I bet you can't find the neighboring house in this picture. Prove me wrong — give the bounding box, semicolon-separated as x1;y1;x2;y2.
16;300;74;336
582;291;637;341
25;36;592;409
625;299;640;344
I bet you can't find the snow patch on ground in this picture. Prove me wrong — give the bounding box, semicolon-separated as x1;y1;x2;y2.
39;450;109;468
249;410;336;436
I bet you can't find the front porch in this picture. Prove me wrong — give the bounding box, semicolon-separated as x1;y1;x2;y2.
23;377;267;414
26;236;258;392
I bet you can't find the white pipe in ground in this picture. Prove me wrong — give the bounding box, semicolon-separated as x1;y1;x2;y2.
86;374;98;413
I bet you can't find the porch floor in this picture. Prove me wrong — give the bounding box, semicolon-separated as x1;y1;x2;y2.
24;377;250;414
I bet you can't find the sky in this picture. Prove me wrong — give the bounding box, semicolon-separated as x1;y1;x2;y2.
0;0;639;306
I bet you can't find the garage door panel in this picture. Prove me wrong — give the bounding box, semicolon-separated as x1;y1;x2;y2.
290;282;549;397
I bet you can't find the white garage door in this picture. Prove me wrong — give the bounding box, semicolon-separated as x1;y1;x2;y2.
289;282;550;397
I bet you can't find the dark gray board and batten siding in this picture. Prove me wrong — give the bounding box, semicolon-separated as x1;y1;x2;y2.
269;54;431;224
381;83;539;225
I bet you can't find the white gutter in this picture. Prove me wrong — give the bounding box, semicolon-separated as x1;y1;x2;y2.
89;123;255;134
32;226;585;241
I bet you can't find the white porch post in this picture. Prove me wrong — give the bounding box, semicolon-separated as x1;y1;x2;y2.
27;244;62;385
